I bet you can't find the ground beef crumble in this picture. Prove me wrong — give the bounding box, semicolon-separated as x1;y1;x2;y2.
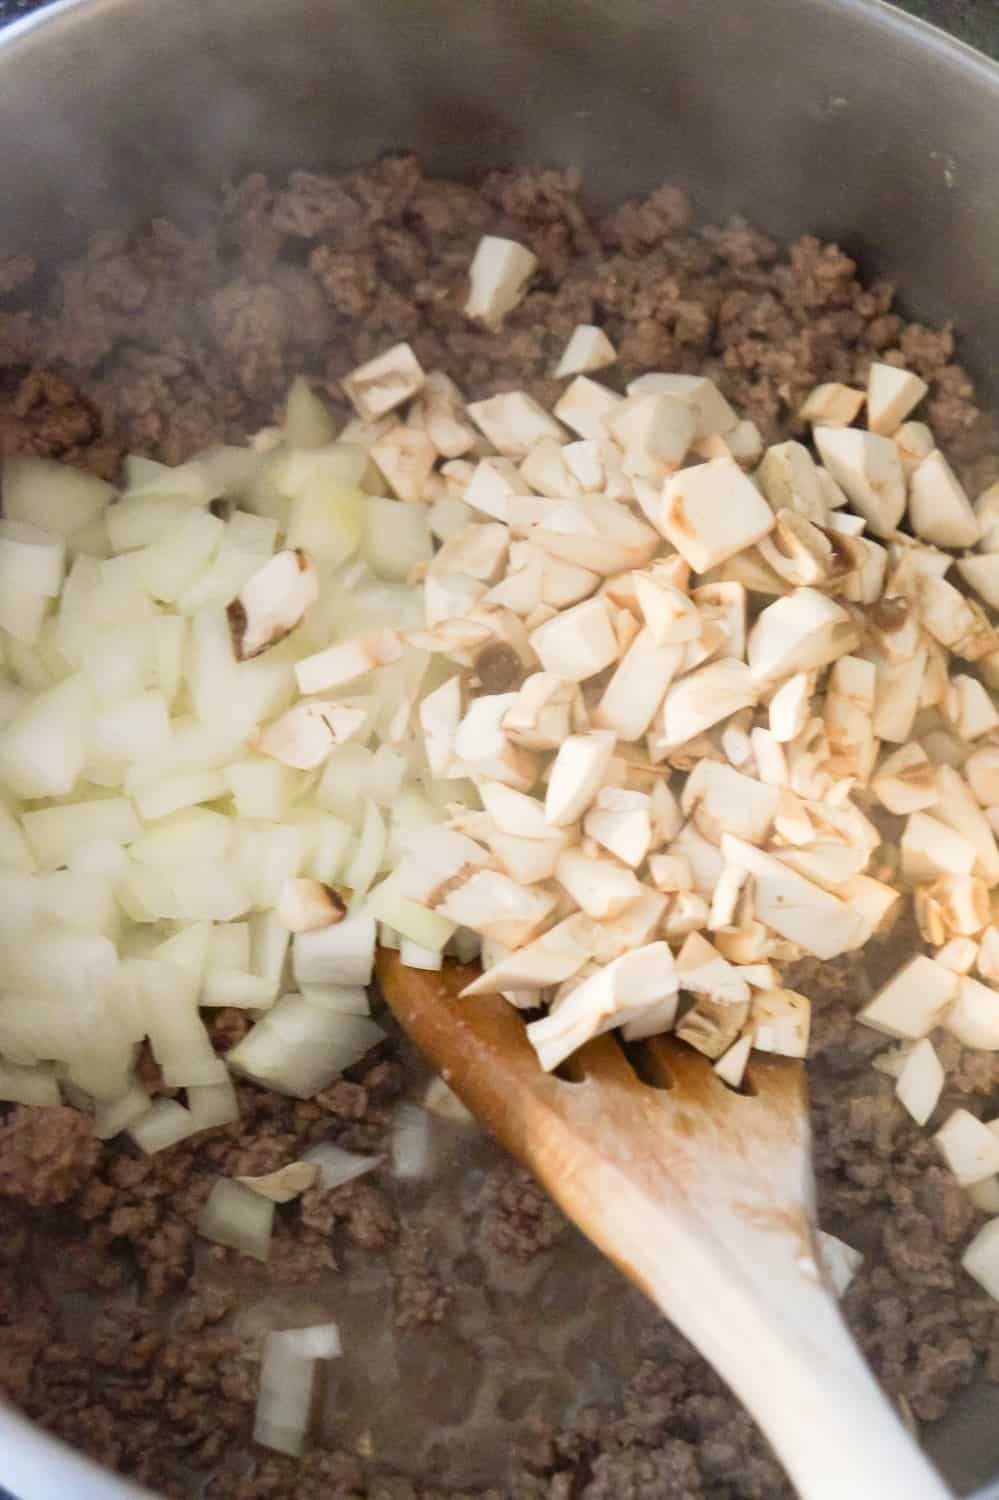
2;158;999;1499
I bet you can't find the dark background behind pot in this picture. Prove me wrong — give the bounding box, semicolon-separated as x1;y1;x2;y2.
2;0;999;54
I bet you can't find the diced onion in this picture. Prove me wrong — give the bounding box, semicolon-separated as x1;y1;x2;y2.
0;1058;61;1107
398;940;443;971
253;1330;318;1457
391;1102;433;1180
128;1099;198;1155
279;1322;342;1360
93;1077;151;1139
303;1141;380;1189
198;1178;275;1261
227;995;385;1099
186;1075;240;1129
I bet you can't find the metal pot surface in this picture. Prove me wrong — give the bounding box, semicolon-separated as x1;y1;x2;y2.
0;0;998;1496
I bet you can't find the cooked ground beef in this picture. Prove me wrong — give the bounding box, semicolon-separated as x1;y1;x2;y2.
2;159;999;1500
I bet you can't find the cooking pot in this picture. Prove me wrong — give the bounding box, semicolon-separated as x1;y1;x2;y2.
0;0;998;1495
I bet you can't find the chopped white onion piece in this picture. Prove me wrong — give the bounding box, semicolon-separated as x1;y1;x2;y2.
391;1102;433;1180
128;1099;199;1155
198;1178;275;1261
303;1141;381;1189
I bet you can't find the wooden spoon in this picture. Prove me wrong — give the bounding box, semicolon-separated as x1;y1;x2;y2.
376;948;952;1500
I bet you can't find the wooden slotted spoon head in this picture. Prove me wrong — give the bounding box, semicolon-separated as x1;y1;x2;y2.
376;948;952;1500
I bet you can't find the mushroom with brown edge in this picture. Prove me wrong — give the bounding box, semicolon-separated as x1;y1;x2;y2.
228;549;319;661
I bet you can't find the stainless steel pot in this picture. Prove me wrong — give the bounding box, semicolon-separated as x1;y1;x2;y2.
0;0;998;1495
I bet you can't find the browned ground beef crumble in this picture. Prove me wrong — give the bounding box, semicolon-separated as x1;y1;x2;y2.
1;157;999;1499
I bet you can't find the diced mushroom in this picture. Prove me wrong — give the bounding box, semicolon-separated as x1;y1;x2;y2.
799;383;866;428
691;581;746;662
431;522;510;584
721;834;865;959
463;456;528;522
660;659;756;750
590;885;669;964
562;438;631;498
714;1034;753;1089
369;426;437;504
255;700;367;770
900;810;976;882
942;976;999;1050
824;655;877;783
957;553;999;611
708;861;748;930
681;760;780;846
747;588;858;689
979;927;999;984
648;852;693;892
663;890;710;940
501;673;579;751
277;878;347;933
633;571;701;645
466;392;567;457
826;511;866;536
976;480;999;551
813;427;906;537
768;671;811;743
658;459;775;572
750;727;790;786
342;342;426;421
866;362;928;436
747;988;810;1058
526;942;678;1071
934;936;979;974
818;1232;864;1298
530;496;660;577
484;824;570;884
592;631;684;741
943;675;999;741
935;1108;999;1185
961;1218;999;1300
464;236;538;326
926;873;990;938
423;573;488;626
555;324;617;379
893;419;936;479
609;392;696;479
553;377;623;443
295;628;402;695
756;443;828;524
545;730;617;827
872;648;927;744
397;829;492;909
419;675;464;778
452;693;538;790
519;436;582;498
461;912;597;995
437;870;558;949
857;954;958;1039
227;549;319;661
871;743;939;815
908;449;980;549
583;787;653;868
418;372;478;459
530;596;619;682
965;745;999;808
626;373;737;438
556;847;643;920
236;1161;319;1203
933;765;999;884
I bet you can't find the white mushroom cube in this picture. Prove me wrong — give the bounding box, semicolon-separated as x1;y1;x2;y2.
463;457;528;522
894;420;936;478
976;480;999;551
714;1034;753;1090
626;373;737;439
857;955;958;1039
866;362;928;436
485;826;570;885
659;459;775;572
633;572;700;645
554;376;623;441
908;449;980;549
556;847;643;920
935;1108;999;1185
519;437;581;498
396;828;491;909
461;912;597;995
592;631;684;741
935;937;979;975
681;760;780;846
276;878;346;934
432;522;510;583
933;766;999;885
584;788;653;868
530;596;619;682
756;442;827;524
369;426;437;503
721;834;864;960
466;392;567;457
464;236;538;327
609;392;696;475
818;1232;864;1298
555;324;617;378
957;553;999;612
545;730;617;827
342;342;426;421
502;673;578;751
437;870;558;949
943;675;999;741
748;988;810;1058
418;372;478;459
660;658;756;750
228;549;319;661
526;942;677;1071
943;976;999;1050
419;676;463;778
813;427;905;537
453;693;538;789
768;671;811;743
872;648;927;744
746;588;858;689
255;700;366;770
961;1218;999;1301
894;1038;944;1126
900;811;976;883
871;744;939;815
798;383;866;428
295;627;401;695
531;496;659;576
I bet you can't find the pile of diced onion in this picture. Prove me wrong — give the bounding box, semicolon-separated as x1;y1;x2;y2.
6;229;999;1339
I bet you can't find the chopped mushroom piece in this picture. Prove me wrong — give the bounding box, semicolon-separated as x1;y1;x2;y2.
295;628;402;695
342;342;426;421
871;743;939;815
626;373;737;438
464;235;538;327
555;324;617;379
419;675;463;778
798;383;866;428
933;765;999;884
556;847;643;920
908;450;980;549
894;419;936;478
593;630;684;740
857;954;958;1039
545;730;617;827
633;571;701;645
895;1039;945;1126
756;443;827;525
591;885;669;964
721;834;865;959
979;926;999;984
768;672;812;743
813;427;906;537
976;480;999;551
714;1034;753;1089
609;392;696;477
866;362;928;436
660;659;756;750
584;787;653;868
530;596;619;682
935;1108;999;1185
658;459;775;572
747;589;858;689
748;988;810;1058
943;675;999;741
526;942;677;1071
236;1161;319;1202
463;456;528;523
681;760;780;845
502;672;579;751
466;392;567;457
460;912;597;995
453;693;538;789
957;553;999;611
554;376;624;442
818;1232;864;1297
228;549;319;661
962;1218;999;1300
942;976;999;1050
370;426;438;503
277;879;346;934
935;936;979;974
437;871;558;949
255;699;368;770
900;810;977;882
